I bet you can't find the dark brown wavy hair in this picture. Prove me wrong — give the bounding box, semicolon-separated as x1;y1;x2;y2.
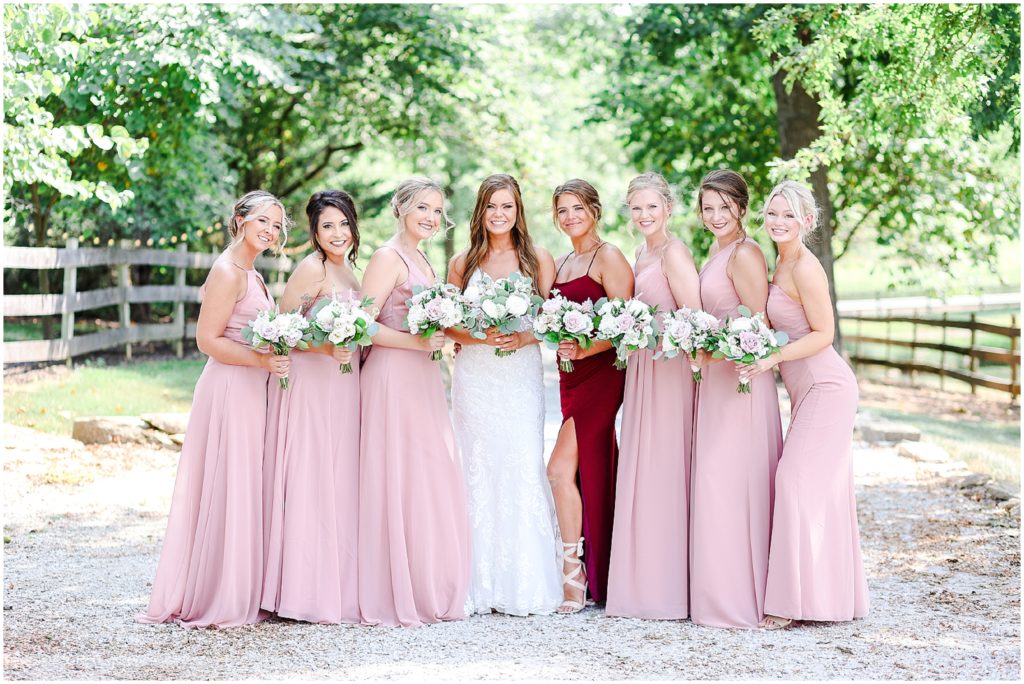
305;189;359;268
463;174;541;289
696;169;749;235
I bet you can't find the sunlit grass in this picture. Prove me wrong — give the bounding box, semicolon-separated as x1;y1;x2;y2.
4;359;205;435
862;405;1020;486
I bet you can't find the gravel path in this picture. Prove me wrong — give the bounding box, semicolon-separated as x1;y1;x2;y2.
3;361;1020;680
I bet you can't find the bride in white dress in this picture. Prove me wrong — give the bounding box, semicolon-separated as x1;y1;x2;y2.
448;174;563;616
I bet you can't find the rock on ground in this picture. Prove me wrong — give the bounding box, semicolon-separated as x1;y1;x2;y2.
2;364;1020;680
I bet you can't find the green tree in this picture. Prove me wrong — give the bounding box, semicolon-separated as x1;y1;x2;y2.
597;3;1020;346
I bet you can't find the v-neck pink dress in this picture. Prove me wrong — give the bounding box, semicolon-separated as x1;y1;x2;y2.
138;267;272;628
261;291;361;624
764;284;869;621
356;244;470;627
689;237;783;629
606;248;696;619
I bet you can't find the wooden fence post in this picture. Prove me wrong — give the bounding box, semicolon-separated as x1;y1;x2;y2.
910;308;918;385
940;311;948;391
1011;314;1019;403
119;239;133;360
968;313;978;395
174;243;187;358
60;237;79;367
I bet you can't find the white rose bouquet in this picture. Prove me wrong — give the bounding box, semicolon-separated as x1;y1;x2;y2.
461;272;544;357
532;290;595;373
405;281;467;361
657;306;722;382
308;294;379;374
241;308;313;389
711;305;789;393
593;297;660;370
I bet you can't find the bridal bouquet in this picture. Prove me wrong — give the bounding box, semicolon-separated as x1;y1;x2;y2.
308;294;379;374
711;305;789;393
460;273;543;357
593;297;660;370
532;290;595;373
241;308;312;389
657;307;722;382
406;282;467;361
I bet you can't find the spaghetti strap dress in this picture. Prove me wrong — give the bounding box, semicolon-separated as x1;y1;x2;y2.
137;267;272;629
606;245;696;619
261;292;361;624
551;244;625;603
356;244;471;627
764;284;869;621
689;237;783;629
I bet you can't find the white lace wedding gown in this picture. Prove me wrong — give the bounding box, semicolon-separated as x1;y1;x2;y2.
452;270;563;616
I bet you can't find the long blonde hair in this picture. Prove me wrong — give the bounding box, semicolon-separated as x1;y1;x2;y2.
463;174;541;288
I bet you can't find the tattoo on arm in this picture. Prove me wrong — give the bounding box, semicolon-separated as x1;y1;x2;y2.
299;292;314;315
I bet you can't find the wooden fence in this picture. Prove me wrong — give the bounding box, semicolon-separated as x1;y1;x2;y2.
842;311;1020;399
3;240;292;364
4;242;1022;399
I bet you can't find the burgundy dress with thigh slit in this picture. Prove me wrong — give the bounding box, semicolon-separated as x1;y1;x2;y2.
551;246;625;603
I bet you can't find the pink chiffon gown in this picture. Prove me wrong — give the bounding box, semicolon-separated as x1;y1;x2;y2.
764;284;869;621
356;245;471;627
261;294;361;624
689;237;783;629
606;248;696;619
137;267;272;628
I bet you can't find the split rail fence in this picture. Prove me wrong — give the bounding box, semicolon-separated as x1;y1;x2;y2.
839;295;1020;399
3;242;1021;399
3;240;292;364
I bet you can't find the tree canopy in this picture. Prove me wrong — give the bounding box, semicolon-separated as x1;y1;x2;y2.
4;3;1019;308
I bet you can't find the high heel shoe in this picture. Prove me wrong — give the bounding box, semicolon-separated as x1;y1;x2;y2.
557;537;587;614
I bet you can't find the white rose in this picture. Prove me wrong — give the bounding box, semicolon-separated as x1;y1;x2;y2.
462;286;481;306
729;317;753;332
506;294;529;317
481;299;504;319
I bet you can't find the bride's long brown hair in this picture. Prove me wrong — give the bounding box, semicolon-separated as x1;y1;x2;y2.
463;174;541;289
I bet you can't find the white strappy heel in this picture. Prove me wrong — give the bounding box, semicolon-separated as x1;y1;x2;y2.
557;537;588;614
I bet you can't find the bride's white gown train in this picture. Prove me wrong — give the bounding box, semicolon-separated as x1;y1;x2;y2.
452;270;563;616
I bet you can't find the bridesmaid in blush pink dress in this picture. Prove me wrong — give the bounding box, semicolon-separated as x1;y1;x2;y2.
607;173;701;620
137;191;291;629
261;190;362;624
356;177;470;627
689;170;783;629
740;181;868;628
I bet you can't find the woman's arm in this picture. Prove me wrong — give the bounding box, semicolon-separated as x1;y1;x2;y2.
662;241;702;311
196;262;289;377
740;256;835;381
363;248;443;352
729;241;770;315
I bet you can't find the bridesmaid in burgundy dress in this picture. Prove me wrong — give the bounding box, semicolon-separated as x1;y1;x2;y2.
739;181;868;628
546;179;634;613
690;170;783;629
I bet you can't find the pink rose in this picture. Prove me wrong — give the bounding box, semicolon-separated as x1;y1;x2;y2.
739;331;763;355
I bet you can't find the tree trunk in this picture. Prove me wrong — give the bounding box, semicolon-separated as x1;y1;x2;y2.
771;67;843;352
